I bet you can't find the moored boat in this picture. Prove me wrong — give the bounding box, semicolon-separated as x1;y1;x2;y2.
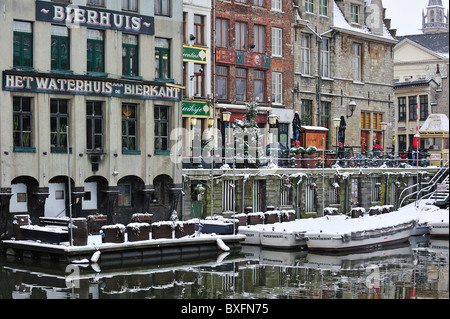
304;212;417;252
427;212;449;237
256;215;348;249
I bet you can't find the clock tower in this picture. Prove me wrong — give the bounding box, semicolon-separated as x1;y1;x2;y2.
422;0;449;34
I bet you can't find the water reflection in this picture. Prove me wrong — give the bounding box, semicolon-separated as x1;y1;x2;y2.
0;238;448;299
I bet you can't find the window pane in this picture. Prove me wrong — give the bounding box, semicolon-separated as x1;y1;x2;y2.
60;39;70;70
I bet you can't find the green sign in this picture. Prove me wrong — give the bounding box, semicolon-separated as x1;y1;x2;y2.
182;101;211;117
183;46;208;64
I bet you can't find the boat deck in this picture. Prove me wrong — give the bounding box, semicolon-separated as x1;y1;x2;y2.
2;234;246;264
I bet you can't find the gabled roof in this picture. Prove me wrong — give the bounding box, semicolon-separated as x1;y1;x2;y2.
394;78;439;88
396;33;449;57
332;1;396;42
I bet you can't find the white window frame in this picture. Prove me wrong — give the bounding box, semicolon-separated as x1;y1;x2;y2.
320;38;330;78
271;0;282;11
352;43;362;82
319;0;328;16
305;0;314;13
272;72;282;105
272;27;282;57
351;4;359;24
300;34;310;75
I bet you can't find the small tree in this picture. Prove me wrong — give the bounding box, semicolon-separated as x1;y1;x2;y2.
232;101;265;167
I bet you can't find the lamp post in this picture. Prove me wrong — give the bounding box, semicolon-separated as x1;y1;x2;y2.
380;121;387;153
268;113;278;166
222;109;231;165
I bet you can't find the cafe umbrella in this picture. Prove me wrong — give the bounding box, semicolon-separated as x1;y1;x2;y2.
292;112;302;146
337;116;346;162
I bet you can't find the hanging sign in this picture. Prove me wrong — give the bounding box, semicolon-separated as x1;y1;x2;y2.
183;46;208;64
182;101;211;117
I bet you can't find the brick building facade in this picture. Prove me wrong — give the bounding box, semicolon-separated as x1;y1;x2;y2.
213;0;295;153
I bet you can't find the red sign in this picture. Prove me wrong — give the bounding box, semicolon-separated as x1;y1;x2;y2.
216;49;270;69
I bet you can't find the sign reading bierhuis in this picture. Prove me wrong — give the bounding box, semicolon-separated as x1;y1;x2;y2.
35;0;154;35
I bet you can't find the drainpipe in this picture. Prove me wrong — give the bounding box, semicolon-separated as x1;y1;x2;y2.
241;178;245;214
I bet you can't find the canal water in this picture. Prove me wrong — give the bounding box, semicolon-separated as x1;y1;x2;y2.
0;237;448;300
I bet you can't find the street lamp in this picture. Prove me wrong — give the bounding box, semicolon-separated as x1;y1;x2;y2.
222;108;231;165
190;117;197;129
380;121;388;151
268;113;278;127
222;109;231;125
347;101;356;118
268;113;278;166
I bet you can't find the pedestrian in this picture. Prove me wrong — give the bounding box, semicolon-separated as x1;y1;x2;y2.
373;140;383;157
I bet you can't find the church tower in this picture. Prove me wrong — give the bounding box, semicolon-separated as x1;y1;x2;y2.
422;0;449;34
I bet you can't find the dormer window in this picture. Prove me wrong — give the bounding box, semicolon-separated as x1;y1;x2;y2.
350;4;359;24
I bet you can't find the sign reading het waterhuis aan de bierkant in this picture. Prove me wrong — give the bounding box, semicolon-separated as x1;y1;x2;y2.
35;0;154;35
2;71;181;101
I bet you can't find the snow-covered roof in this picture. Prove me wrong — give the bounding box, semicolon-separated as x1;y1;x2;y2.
419;114;449;133
301;125;329;131
332;1;396;42
396;33;449;59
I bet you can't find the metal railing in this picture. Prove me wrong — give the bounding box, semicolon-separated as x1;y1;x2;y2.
182;145;449;170
398;165;449;209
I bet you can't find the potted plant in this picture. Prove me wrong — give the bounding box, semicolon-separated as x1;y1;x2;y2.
291;146;304;168
302;146;318;168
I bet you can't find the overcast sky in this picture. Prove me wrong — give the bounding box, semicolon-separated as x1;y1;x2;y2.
383;0;449;35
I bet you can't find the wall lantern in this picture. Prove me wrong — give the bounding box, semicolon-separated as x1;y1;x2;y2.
347;100;356;118
268;113;278;127
190;117;197;129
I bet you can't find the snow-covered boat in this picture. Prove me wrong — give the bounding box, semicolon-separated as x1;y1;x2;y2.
303;212;417;252
427;211;449;237
239;215;348;249
397;200;449;237
239;224;264;245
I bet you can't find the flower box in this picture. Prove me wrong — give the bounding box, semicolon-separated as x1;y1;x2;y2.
174;221;196;238
126;222;151;242
152;222;174;239
235;213;248;226
294;153;302;168
350;207;366;218
87;214;107;235
130;213;153;224
264;211;280;224
101;224;126;243
323;207;339;216
302;153;318;168
70;218;88;246
247;212;264;225
13;214;30;240
281;210;296;222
